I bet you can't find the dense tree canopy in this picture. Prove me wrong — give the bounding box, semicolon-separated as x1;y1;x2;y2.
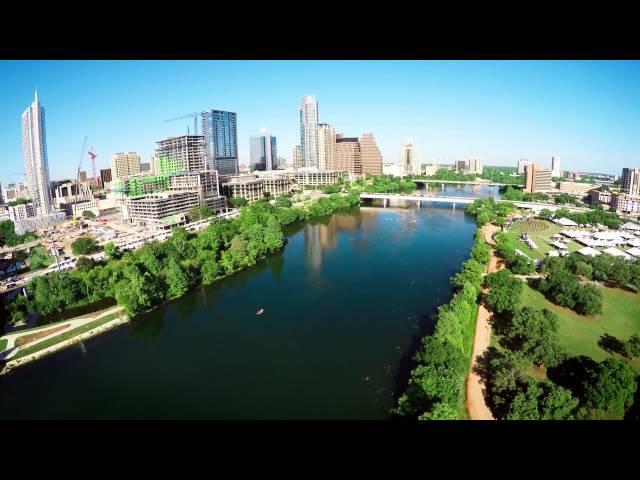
71;237;98;256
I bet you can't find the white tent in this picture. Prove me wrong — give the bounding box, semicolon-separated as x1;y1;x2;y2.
603;247;633;260
552;241;569;250
554;217;579;227
621;222;640;231
577;247;601;257
547;250;560;257
626;247;640;258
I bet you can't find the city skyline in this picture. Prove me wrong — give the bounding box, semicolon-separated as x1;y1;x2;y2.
2;60;640;185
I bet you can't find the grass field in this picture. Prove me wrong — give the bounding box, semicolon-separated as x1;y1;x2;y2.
12;313;122;360
502;219;581;260
0;339;6;351
520;283;640;371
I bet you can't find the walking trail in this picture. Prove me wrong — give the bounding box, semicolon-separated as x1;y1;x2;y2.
466;223;501;420
0;306;126;372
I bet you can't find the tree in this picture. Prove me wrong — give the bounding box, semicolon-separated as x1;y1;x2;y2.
574;283;603;316
538;267;580;309
275;196;293;208
495;216;507;231
509;254;535;275
507;381;578;420
583;358;637;418
187;205;213;222
573;261;593;280
485;269;523;314
538;209;553;219
74;256;95;272
28;246;53;271
418;402;458;420
164;258;190;299
263;216;284;253
506;307;563;367
82;210;96;219
230;197;248;208
104;242;121;261
114;269;159;317
71;236;98;255
623;334;640;360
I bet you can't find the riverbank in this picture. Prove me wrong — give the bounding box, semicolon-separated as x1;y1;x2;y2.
466;223;501;420
1;306;127;375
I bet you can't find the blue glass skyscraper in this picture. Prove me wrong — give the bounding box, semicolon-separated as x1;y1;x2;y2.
201;109;238;177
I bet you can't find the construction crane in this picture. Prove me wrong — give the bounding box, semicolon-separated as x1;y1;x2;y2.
73;136;88;226
88;147;98;189
164;112;200;136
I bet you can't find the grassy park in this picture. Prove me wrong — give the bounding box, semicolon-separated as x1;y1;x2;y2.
520;283;640;372
501;219;581;260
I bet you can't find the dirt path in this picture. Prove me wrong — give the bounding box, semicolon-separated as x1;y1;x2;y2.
466;223;502;420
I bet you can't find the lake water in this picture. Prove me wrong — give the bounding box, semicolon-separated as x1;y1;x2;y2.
0;198;480;419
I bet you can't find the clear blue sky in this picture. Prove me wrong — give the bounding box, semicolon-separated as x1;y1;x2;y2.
1;60;639;186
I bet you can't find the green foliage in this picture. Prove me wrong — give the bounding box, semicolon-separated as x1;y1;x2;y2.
485;269;523;314
71;236;98;256
507;381;578;420
6;198;31;207
623;334;640;360
164;258;190;299
502;186;523;201
506;307;564;367
539;208;553;219
28;246;53;271
361;175;416;194
538;265;603;316
229;197;248;208
554;193;581;205
74;256;95;272
583;358;637;418
274;196;292;208
82;210;96;219
187;205;213;222
0;220;37;248
104;242;121;261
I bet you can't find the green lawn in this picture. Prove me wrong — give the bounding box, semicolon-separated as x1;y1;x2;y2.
520;283;640;371
502;219;581;260
12;313;122;360
0;339;7;351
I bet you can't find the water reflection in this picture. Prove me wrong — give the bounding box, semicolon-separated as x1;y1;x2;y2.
304;209;375;272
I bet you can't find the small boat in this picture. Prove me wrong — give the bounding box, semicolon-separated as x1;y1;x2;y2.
256;308;264;316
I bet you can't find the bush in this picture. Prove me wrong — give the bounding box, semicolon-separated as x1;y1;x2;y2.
71;237;98;256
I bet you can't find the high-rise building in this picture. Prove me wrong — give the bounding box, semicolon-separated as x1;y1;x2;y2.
111;152;141;180
300;95;319;169
399;139;421;176
360;133;383;175
517;159;531;175
317;123;336;171
22;90;52;216
155;136;206;174
551;156;561;178
276;157;287;169
468;157;483;174
140;162;152;173
524;164;553;193
455;160;466;172
336;137;362;175
293;146;301;170
79;171;88;183
249;130;278;171
201;109;238;177
621;168;640;196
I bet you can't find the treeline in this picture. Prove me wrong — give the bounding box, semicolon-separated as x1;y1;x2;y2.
425;167;524;185
501;186;550;202
539;254;640;312
466;197;516;227
481;268;638;420
0;220;37;248
360;175;416;194
540;206;623;229
4;193;361;324
394;230;490;419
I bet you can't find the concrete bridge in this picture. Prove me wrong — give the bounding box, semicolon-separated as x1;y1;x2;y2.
360;193;476;207
359;193;592;213
412;179;513;187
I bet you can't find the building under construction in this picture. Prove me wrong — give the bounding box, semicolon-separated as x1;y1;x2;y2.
155;135;207;173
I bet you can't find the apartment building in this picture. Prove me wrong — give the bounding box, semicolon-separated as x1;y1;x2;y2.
524;164;553;193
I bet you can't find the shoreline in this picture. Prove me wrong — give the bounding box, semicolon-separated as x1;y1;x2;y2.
0;314;129;376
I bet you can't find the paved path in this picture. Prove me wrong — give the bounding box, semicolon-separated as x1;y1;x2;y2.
466;224;500;420
0;306;123;358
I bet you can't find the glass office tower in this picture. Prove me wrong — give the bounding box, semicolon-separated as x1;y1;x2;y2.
249;133;278;171
201;110;238;177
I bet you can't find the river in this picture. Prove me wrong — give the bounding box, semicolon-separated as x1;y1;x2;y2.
0;185;492;419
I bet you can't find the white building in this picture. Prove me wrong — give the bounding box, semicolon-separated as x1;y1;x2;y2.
424;164;438;176
551;156;561;178
300;95;319;169
517;159;531;175
468;157;483;174
383;163;405;177
22;90;53;216
399;139;421;176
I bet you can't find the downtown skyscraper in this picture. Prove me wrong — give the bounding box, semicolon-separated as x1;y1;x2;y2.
300;95;319;169
201;109;238;177
22;90;52;216
249;130;278;171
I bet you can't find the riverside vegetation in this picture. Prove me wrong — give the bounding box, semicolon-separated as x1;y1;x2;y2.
1;192;361;327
